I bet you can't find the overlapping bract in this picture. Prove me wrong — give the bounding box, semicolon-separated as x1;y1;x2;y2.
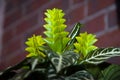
74;32;98;57
25;35;46;57
44;8;70;54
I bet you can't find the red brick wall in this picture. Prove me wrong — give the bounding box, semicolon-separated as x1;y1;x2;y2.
0;0;120;70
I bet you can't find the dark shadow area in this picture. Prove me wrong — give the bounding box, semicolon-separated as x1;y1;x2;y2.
116;0;120;27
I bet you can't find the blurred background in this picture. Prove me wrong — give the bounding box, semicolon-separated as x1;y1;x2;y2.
0;0;120;70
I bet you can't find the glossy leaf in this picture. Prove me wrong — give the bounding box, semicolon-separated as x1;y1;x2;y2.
48;51;79;73
46;64;57;80
99;64;120;80
65;23;82;51
65;70;94;80
81;48;120;65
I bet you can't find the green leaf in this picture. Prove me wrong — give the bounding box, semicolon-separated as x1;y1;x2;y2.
31;58;39;70
0;58;31;80
68;23;82;39
46;64;57;80
81;48;120;65
99;64;120;80
65;70;94;80
65;23;82;51
8;70;30;80
48;51;79;73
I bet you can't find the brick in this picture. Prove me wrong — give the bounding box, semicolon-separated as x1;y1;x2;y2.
6;52;26;68
2;28;15;44
88;0;115;15
31;27;45;36
5;1;16;13
15;14;38;35
25;0;48;14
0;62;6;70
85;14;105;33
2;38;22;57
66;5;85;26
61;0;70;11
95;29;120;47
44;0;63;10
4;9;22;29
5;0;29;13
108;10;117;28
24;26;45;41
12;0;30;6
0;51;26;70
107;56;120;65
72;0;84;4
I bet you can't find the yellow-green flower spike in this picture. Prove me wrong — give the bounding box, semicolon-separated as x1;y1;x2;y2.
25;35;46;58
44;8;70;54
74;32;98;57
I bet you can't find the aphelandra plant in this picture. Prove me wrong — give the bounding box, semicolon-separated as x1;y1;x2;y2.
1;8;120;80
